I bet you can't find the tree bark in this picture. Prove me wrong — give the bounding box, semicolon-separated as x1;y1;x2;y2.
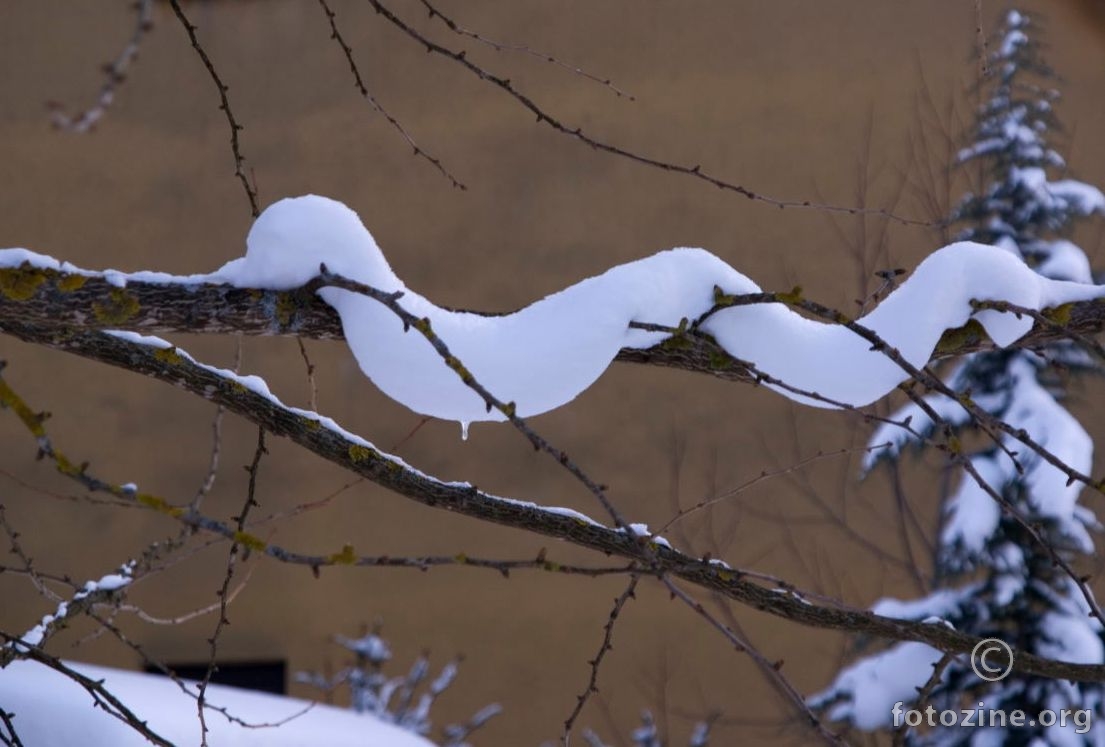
3;264;1103;387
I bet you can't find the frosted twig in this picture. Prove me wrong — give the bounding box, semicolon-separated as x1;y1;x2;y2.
317;0;465;190
562;575;640;742
48;0;153;132
166;0;260;216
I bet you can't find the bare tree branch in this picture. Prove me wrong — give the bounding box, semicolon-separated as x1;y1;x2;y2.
362;0;934;227
316;0;466;190
166;0;260;216
2;264;1101;386
2;324;1105;681
562;575;639;742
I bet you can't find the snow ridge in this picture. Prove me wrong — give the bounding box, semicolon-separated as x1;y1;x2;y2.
213;195;1105;423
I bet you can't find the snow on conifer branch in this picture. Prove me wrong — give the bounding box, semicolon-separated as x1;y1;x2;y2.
812;11;1105;745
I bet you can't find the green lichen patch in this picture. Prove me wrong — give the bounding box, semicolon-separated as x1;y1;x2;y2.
347;444;377;464
934;319;989;356
1042;302;1074;326
0;264;47;301
153;346;184;366
92;288;140;324
328;544;357;565
233;530;267;552
274;292;298;327
712;285;736;306
708;350;733;370
136;492;185;518
776;286;804;304
56;273;89;292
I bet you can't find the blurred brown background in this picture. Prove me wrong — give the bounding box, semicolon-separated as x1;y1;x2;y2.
3;1;1105;744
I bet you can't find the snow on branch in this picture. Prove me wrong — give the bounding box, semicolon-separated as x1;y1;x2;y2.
3;195;1105;424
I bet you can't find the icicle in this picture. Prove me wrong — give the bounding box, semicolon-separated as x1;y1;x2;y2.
460;421;470;441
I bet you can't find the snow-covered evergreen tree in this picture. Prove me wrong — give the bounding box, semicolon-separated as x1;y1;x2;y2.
810;10;1105;745
582;710;713;747
296;626;500;747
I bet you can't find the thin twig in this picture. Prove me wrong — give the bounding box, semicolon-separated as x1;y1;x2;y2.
191;339;240;511
362;0;933;227
418;0;634;100
48;0;153;132
4;332;1105;681
891;652;955;747
166;0;260;216
562;575;640;742
666;580;849;746
295;337;319;412
2;643;174;747
658;444;886;534
196;427;266;746
0;505;58;603
317;0;465;190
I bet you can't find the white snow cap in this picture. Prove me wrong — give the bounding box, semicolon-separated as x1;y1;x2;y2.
0;659;435;746
808;641;944;729
214;195;1105;424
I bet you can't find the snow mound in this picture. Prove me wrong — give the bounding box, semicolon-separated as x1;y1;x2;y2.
213;195;1105;423
0;659;435;746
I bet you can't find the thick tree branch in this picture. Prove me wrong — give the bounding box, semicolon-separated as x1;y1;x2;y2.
2;264;1102;386
3;318;1105;682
